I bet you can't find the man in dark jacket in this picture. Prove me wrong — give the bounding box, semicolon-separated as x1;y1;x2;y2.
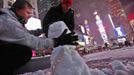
42;0;75;37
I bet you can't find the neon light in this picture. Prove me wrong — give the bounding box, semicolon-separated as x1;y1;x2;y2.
108;14;115;29
80;25;85;33
115;27;125;37
84;35;89;44
95;12;109;43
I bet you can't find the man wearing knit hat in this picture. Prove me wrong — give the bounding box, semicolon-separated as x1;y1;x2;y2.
42;0;75;37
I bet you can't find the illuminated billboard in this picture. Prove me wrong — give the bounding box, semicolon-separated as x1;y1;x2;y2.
114;26;126;37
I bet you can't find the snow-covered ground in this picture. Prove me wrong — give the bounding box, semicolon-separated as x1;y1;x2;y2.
20;60;134;75
19;69;51;75
83;46;134;62
20;46;134;75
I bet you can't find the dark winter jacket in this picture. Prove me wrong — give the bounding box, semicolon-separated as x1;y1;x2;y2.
42;4;75;37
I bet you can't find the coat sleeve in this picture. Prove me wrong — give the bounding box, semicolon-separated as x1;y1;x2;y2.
69;9;75;32
0;17;54;50
28;29;43;36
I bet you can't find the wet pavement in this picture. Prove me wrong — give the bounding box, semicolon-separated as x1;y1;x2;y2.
83;47;134;69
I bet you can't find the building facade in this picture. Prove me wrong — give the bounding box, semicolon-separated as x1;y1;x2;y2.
73;0;115;46
37;0;51;21
105;0;134;40
120;0;134;39
37;0;60;21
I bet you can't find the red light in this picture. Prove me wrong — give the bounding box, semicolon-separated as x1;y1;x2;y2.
128;12;134;21
32;50;36;57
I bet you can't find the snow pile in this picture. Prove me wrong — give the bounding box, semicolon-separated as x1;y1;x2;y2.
20;60;134;75
50;45;92;75
19;69;51;75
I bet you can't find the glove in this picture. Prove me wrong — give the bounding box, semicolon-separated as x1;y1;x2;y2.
53;29;78;47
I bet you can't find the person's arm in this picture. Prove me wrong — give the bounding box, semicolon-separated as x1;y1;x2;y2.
0;15;78;50
28;29;43;36
69;9;75;32
0;17;54;50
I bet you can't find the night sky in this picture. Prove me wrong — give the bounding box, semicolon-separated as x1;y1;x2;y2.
120;0;134;6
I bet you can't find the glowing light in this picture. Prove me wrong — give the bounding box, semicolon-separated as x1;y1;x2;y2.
76;13;81;17
98;25;105;32
94;11;98;15
115;27;124;37
128;12;134;21
80;25;85;33
108;14;115;29
32;50;36;57
95;15;102;25
96;20;103;25
84;35;89;44
95;13;108;43
84;20;88;25
117;38;126;43
95;15;101;20
25;17;41;30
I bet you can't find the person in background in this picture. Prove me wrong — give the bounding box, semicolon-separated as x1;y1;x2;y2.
0;0;78;75
42;0;75;37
